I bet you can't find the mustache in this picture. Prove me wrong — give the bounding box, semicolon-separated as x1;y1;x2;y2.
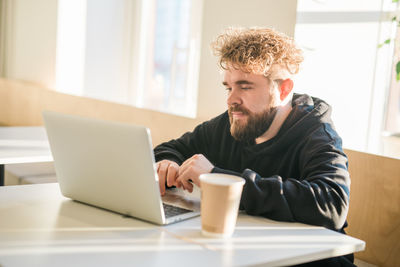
228;105;250;115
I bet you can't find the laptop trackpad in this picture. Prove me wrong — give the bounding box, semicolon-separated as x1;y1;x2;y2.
162;186;200;212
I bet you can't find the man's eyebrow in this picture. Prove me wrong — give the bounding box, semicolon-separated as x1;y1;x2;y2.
235;80;254;85
222;80;254;86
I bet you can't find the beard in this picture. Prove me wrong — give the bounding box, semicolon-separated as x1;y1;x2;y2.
228;105;277;143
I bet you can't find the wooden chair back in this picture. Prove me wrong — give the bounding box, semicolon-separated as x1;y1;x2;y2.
345;149;400;267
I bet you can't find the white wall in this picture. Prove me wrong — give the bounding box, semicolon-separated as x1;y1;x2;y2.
3;0;58;88
84;0;131;103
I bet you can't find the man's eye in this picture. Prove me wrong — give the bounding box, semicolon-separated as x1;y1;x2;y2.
225;87;232;92
241;87;251;90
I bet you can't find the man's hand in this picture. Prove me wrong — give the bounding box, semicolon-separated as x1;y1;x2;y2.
156;160;179;196
176;154;214;193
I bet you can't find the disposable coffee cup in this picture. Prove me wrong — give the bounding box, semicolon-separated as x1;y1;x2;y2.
199;173;245;238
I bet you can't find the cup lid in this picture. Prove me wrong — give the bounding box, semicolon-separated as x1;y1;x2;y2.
199;173;245;186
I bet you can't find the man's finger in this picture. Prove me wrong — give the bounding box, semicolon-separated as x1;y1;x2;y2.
156;162;161;172
177;169;194;193
157;162;168;195
166;163;178;187
178;157;192;176
179;165;201;188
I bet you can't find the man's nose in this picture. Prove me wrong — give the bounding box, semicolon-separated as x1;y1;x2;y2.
227;88;242;106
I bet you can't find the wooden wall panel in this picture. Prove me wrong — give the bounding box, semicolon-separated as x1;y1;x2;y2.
0;78;202;146
345;149;400;267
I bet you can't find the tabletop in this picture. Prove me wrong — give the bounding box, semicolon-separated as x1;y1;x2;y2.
0;127;53;186
0;127;53;165
0;183;365;267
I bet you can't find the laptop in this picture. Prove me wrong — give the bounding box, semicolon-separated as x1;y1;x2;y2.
42;110;200;225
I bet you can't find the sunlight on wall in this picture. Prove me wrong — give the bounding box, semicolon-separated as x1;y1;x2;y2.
55;0;87;96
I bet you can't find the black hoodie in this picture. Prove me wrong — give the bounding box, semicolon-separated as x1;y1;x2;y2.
154;94;350;232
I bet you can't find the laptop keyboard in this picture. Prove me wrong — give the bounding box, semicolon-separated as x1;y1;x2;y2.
163;203;193;218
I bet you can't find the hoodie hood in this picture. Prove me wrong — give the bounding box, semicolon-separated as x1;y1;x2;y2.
246;93;335;154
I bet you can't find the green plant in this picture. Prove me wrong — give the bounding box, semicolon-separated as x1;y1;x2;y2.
379;0;400;81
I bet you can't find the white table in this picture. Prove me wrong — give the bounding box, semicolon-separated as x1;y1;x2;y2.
0;183;365;267
0;127;53;185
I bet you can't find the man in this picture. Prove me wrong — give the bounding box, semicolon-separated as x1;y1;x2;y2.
154;27;354;266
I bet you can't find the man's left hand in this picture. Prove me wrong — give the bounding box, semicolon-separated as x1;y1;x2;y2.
176;154;214;193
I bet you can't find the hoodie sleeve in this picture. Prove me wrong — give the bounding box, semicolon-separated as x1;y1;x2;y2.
213;124;350;231
153;114;225;165
153;125;206;165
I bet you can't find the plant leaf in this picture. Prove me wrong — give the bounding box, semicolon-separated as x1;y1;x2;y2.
396;61;400;81
378;39;392;48
393;0;399;3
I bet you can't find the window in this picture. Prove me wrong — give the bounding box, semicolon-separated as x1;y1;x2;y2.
55;0;202;118
131;0;202;118
294;0;397;154
384;9;400;134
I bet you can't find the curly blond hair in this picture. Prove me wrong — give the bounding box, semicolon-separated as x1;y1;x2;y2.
211;27;303;79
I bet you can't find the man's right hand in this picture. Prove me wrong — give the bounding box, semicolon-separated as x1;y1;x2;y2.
156;160;180;196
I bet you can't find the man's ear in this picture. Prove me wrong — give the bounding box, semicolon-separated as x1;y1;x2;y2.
279;79;294;101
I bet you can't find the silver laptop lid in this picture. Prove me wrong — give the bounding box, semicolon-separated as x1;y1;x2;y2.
43;111;166;225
